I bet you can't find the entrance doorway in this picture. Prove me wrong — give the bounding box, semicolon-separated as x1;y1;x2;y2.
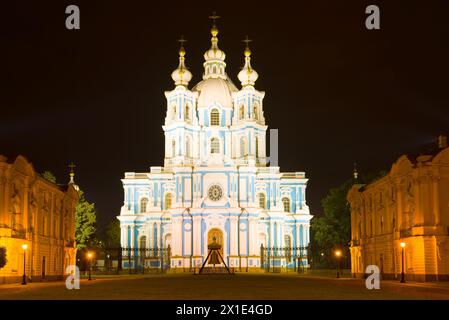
207;228;224;259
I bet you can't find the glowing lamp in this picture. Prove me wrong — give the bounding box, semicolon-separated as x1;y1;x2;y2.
22;244;28;250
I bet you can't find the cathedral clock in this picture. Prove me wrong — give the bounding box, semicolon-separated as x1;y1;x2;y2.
208;184;223;201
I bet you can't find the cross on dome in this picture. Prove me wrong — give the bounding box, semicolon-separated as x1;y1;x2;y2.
238;35;259;88
171;35;193;87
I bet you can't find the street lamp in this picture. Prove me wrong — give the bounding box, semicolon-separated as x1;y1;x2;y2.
334;250;342;278
87;252;93;281
21;244;28;285
400;242;406;283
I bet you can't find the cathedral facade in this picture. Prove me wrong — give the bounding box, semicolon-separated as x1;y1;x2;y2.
0;155;78;283
117;22;312;271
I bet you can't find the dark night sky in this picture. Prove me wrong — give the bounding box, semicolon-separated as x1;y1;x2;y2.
3;0;449;232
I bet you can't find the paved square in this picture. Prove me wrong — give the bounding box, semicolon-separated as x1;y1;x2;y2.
1;273;449;300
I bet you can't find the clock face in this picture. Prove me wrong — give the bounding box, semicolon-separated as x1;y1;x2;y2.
208;185;223;201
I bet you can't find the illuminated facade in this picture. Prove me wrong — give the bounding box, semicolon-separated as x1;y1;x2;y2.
117;22;312;271
0;155;78;284
348;137;449;281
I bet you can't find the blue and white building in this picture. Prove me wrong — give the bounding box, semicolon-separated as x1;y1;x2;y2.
117;23;313;270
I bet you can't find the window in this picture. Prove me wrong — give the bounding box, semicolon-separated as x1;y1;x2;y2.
165;193;172;210
185;105;190;121
140;198;148;213
185;136;191;158
258;193;266;209
171;140;176;158
282;197;290;212
253;105;258;120
239;105;244;120
210;108;219;126
210;137;220;154
139;236;146;249
171;105;176;120
240;136;247;157
255;137;259;157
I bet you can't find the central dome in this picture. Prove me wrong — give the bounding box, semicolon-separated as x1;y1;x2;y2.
192;77;238;108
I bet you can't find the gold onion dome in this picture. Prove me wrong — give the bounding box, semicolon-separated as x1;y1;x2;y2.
238;40;258;87
171;41;192;87
204;25;226;62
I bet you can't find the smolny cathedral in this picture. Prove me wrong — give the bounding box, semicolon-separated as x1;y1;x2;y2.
117;20;313;271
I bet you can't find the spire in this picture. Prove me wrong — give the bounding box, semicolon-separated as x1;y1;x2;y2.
203;12;226;79
171;35;192;87
209;12;220;51
68;161;80;192
238;36;259;88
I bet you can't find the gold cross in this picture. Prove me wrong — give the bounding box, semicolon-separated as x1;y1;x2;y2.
68;161;76;173
177;35;187;45
209;11;220;26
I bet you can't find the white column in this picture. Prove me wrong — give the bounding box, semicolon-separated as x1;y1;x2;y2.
295;223;300;247
120;225;126;247
193;216;201;256
230;217;238;256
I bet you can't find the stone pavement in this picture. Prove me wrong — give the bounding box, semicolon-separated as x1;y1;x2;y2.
0;273;448;300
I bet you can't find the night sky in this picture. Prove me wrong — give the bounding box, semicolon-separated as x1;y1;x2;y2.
3;0;449;231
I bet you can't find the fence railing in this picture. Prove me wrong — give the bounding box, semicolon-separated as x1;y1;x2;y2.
260;245;309;272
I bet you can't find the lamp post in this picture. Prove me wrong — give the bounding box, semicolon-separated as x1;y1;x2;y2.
335;250;342;278
87;252;93;281
400;242;406;283
21;244;28;285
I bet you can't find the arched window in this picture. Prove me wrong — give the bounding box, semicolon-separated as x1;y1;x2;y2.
253;105;258;120
210;108;220;126
210;137;220;154
258;193;266;209
185;135;191;158
239;105;244;119
171;139;176;158
282;197;290;212
140;198;148;213
171;105;176;120
240;136;247;157
185;104;190;121
139;236;146;249
165;193;172;210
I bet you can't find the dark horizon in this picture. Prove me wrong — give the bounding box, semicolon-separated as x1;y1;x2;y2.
3;0;449;231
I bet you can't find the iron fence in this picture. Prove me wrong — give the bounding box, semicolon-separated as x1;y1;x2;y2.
260;245;309;272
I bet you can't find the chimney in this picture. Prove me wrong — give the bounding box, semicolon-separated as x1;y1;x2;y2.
438;135;448;149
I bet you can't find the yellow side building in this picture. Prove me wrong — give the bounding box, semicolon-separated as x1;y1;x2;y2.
348;136;449;281
0;155;78;284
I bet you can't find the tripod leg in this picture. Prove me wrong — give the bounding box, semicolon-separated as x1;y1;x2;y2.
199;250;212;274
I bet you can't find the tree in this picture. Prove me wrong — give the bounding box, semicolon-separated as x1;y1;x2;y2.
310;179;353;268
310;171;387;268
75;190;97;250
0;247;6;269
42;171;56;183
105;219;121;248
